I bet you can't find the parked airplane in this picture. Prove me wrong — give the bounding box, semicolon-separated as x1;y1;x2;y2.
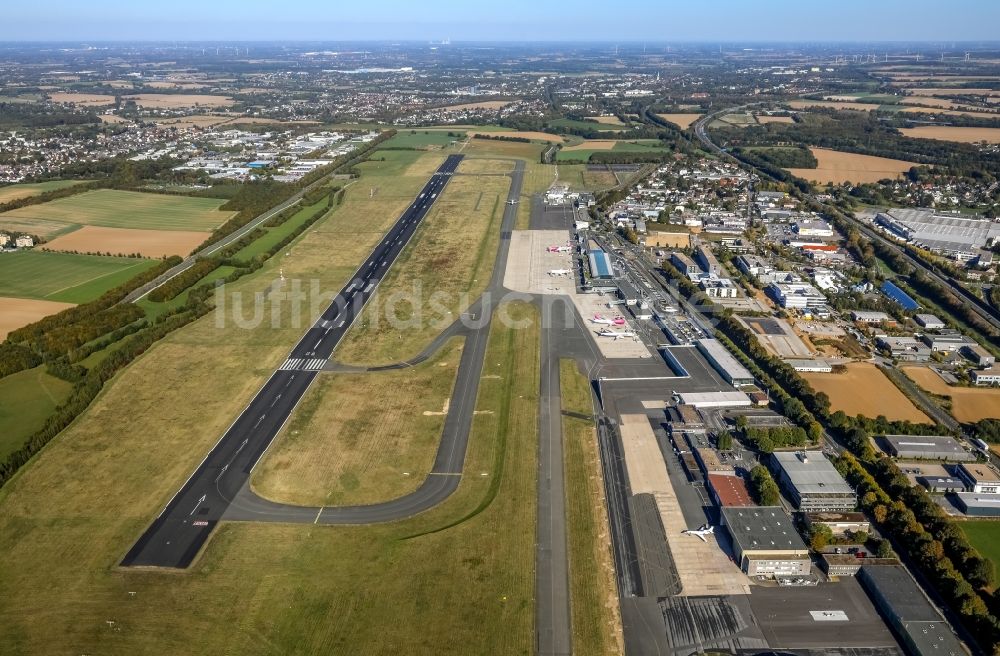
596;330;636;340
548;269;572;276
547;245;572;253
507;199;519;205
681;525;715;542
590;314;626;326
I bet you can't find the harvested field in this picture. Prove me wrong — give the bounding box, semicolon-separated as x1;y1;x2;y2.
563;139;617;152
801;362;929;422
0;296;75;339
898;126;1000;144
588;115;627;125
655;113;702;129
47;92;115;106
788;147;917;184
468;129;563;142
123;93;234;108
905;87;1000;97
42;225;210;258
645;231;692;248
441;100;513;111
901;366;1000;423
901;96;965;109
0;180;89;204
97;114;130;124
153;114;233;129
898;106;1000;119
756;115;795;124
146;81;208;89
787;100;881;111
0;189;235;232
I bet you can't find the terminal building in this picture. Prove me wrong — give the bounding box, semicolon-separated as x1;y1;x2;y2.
587;250;614;281
720;506;811;578
771;451;856;511
858;565;966;656
883;435;974;462
695;338;755;387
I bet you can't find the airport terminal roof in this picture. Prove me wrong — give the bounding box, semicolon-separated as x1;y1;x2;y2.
771;451;853;496
721;506;808;554
588;249;614;279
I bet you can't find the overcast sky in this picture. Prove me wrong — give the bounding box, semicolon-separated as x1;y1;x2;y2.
2;0;998;42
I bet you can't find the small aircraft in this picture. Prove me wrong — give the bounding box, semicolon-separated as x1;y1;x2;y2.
590;314;627;326
548;269;572;276
506;199;519;205
596;330;636;340
682;525;715;542
546;245;572;253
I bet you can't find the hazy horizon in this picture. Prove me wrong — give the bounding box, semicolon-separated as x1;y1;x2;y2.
3;0;998;43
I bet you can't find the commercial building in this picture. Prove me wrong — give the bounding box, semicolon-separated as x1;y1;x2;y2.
720;506;811;578
953;493;1000;517
707;473;754;507
922;332;974;352
735;254;772;279
695;448;734;474
957;463;1000;493
876;207;1000;261
695;338;755;386
677;391;752;409
793;218;834;238
771;451;856;511
917;476;967;493
962;343;995;369
851;310;892;324
785;359;833;373
670;252;702;278
821;554;898;578
875;335;930;362
882;280;920;311
970;366;1000;386
767;281;827;309
616;279;641;306
858;565;966;656
804;511;870;536
695;244;723;275
914;313;945;330
884;435;974;462
587;250;614;280
696;275;740;298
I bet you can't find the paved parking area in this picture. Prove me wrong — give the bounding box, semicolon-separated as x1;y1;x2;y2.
572;293;653;359
619;414;750;597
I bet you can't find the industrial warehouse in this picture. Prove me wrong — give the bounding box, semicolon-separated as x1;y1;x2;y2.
720;506;811;578
771;450;857;511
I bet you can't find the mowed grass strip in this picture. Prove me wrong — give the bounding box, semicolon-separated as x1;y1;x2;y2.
561;359;624;656
0;366;74;461
335;172;510;365
0;189;235;232
0;301;539;654
252;338;464;506
961;521;1000;583
0;250;159;303
0;179;91;204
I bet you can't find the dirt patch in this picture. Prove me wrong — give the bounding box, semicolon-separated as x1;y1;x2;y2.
441;100;513;111
562;139;617;152
788;147;917;184
645;231;692;248
898;126;1000;144
801;362;929;422
902;366;1000;423
42;225;211;258
467;130;563;143
756;115;795;124
587;115;626;125
787;100;881;112
48;92;116;106
123;94;234;108
0;296;76;339
655;113;702;129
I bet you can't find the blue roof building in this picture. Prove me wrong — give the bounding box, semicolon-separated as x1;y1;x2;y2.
881;280;919;311
588;250;614;280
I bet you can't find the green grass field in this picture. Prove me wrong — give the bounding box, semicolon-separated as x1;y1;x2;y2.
547;117;628;132
229;198;331;261
961;521;1000;581
379;130;466;149
556;140;668;162
561;359;623;656
0;189;235;232
0;180;91;205
0;299;540;654
0;366;74;461
0;251;159;303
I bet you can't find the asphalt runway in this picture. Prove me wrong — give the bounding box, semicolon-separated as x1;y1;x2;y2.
121;154;465;568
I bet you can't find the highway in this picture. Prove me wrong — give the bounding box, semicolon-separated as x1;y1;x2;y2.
121;154;464;568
